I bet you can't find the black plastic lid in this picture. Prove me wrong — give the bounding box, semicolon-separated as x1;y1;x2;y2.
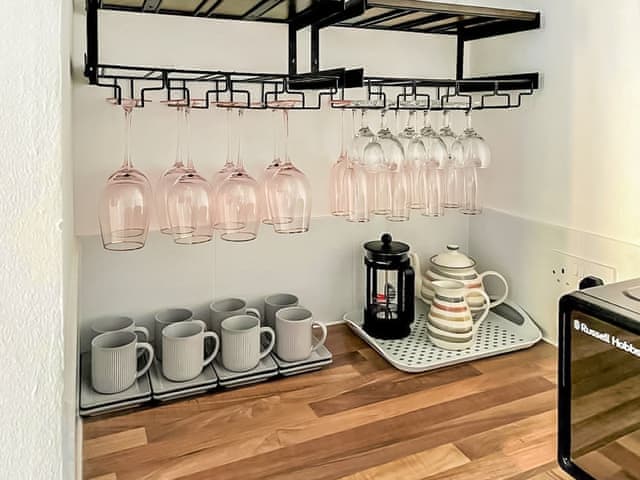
364;233;410;260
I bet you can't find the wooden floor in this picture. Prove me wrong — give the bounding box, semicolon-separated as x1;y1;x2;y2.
83;324;572;480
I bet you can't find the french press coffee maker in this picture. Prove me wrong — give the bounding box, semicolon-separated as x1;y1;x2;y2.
363;233;415;339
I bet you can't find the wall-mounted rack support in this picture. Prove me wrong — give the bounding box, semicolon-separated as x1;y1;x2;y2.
83;0;541;110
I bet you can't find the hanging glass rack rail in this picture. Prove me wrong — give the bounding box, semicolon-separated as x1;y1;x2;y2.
84;0;541;110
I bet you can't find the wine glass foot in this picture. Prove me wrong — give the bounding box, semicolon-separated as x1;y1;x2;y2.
103;240;145;252
460;209;482;215
174;234;213;245
221;231;257;242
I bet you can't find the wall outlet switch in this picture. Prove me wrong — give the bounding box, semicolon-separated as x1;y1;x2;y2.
550;250;616;295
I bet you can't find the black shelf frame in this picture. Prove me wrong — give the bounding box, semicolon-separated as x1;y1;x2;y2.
84;0;541;110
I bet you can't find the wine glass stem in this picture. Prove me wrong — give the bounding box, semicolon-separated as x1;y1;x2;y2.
175;106;183;167
282;108;290;165
443;110;450;129
236;109;244;169
466;111;472;130
272;108;280;163
184;107;193;170
226;107;232;165
340;109;345;156
122;105;133;169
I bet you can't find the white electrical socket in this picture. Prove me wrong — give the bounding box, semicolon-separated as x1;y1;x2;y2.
550;250;617;294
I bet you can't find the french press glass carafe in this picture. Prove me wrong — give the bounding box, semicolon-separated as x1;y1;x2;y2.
363;233;415;339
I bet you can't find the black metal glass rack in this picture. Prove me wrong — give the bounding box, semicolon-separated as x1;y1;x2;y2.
84;0;541;110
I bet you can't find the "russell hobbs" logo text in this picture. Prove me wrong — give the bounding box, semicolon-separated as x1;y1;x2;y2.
574;320;640;358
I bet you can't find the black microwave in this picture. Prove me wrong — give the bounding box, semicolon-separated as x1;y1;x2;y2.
558;279;640;479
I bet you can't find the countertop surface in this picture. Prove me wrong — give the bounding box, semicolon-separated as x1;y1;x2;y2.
82;324;571;480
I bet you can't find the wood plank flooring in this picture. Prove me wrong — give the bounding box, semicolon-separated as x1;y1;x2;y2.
83;324;570;480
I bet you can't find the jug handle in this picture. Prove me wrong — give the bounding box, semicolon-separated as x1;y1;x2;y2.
466;288;491;333
408;253;422;296
478;271;509;308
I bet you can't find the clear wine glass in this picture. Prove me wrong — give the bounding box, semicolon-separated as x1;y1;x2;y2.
211;106;237;223
452;111;488;215
99;98;153;251
167;106;215;245
377;110;409;222
260;108;285;225
362;134;389;216
346;109;370;223
399;111;427;210
215;108;260;242
329;101;351;216
420;111;447;217
156;102;191;235
266;102;312;234
439;110;460;209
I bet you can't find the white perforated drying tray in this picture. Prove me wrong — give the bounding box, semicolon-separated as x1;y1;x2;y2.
343;299;542;373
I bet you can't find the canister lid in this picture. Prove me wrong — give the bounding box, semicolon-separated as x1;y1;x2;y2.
364;233;410;260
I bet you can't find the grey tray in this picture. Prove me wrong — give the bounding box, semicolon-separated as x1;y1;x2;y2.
212;354;278;388
343;298;542;373
154;384;213;402
79;353;152;415
149;361;217;399
272;342;333;376
279;359;333;377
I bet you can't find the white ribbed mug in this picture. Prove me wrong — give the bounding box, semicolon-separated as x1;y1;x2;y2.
275;306;328;362
91;331;154;394
162;320;219;382
264;293;299;329
154;307;194;360
209;298;261;337
221;315;275;372
91;315;149;358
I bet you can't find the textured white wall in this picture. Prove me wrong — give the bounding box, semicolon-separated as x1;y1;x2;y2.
0;1;70;479
468;0;640;244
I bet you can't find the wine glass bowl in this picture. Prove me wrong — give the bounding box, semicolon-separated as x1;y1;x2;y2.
167;171;216;244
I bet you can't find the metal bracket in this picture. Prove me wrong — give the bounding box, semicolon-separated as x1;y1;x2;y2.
84;0;99;84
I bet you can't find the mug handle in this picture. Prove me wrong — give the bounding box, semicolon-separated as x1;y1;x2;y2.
259;326;275;360
465;288;491;331
202;331;220;367
133;325;149;342
135;342;154;379
246;307;262;320
311;322;328;353
478;271;509;308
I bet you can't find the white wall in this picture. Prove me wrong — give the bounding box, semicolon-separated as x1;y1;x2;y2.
0;1;71;479
464;0;640;341
72;10;470;351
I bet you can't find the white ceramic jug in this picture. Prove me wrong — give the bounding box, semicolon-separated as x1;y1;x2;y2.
409;244;508;309
427;280;491;351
